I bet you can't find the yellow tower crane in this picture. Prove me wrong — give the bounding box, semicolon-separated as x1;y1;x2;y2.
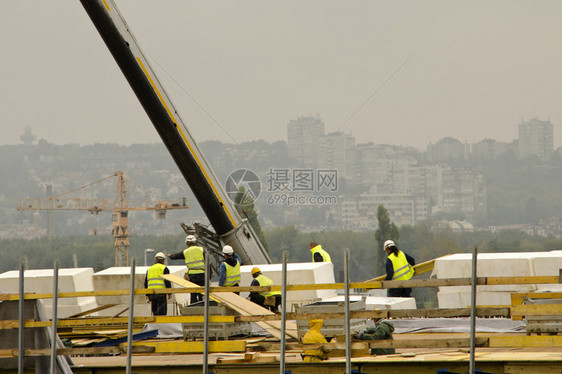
16;171;189;266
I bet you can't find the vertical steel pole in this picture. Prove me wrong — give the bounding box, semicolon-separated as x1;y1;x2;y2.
50;260;60;374
203;251;210;374
279;251;288;374
18;263;24;374
469;246;478;374
344;249;351;374
126;258;136;374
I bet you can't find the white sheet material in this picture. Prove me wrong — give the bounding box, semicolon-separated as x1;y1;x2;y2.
433;250;562;308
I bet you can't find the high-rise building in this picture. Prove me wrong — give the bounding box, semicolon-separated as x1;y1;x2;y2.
518;118;553;161
317;131;356;181
426;137;466;164
20;126;37;145
287;116;325;167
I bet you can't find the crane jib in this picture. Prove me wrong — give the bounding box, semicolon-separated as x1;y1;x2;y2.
78;0;272;265
79;0;234;235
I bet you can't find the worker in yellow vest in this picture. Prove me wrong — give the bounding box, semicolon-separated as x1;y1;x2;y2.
249;267;282;313
309;242;331;262
383;240;415;297
218;245;241;294
167;235;205;304
144;252;171;315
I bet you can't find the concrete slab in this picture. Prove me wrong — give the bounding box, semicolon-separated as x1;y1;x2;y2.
530;250;562;292
438;290;513;308
0;268;97;318
433;252;537;292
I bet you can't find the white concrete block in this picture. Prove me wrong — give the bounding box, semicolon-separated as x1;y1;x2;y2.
93;265;188;316
238;262;337;311
0;268;98;318
531;250;562;291
433;253;537;292
438;291;513;309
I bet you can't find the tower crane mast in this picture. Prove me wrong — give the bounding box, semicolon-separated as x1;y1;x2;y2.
16;171;189;266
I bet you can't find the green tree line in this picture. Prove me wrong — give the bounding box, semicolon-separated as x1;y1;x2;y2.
2;221;561;306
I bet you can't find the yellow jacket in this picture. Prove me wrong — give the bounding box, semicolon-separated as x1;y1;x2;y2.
302;319;328;362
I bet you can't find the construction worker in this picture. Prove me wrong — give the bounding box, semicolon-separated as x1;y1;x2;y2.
383;240;415;297
353;317;396;355
309;242;331;262
218;245;242;294
301;319;329;362
167;235;205;304
249;267;282;313
144;252;171;316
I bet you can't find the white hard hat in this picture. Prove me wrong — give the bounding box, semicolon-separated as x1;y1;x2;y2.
383;240;395;250
222;245;234;255
185;235;197;243
155;252;166;259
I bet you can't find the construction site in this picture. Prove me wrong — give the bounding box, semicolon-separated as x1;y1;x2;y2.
1;250;562;373
2;0;562;373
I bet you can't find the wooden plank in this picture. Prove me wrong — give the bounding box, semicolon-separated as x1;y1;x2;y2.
67;303;119;318
0;345;153;358
511;304;562;316
486;276;559;285
0;315;236;330
304;337;488;350
161;273;299;340
233;307;509;322
206;291;299;340
489;335;562;348
124;340;246;353
511;292;562;305
216;355;278;364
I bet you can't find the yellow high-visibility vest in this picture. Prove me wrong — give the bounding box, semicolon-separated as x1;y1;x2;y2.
224;261;241;286
388;251;414;281
146;263;166;289
183;246;205;274
311;245;331;262
255;274;281;297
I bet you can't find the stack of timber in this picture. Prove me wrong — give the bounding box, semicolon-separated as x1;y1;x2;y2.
161;273;299;339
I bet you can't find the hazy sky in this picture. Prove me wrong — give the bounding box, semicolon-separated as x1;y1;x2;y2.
1;1;561;150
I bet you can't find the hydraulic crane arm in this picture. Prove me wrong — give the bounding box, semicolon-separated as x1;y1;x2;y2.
78;0;271;264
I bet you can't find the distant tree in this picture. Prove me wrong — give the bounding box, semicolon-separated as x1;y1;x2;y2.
374;205;400;275
234;186;269;252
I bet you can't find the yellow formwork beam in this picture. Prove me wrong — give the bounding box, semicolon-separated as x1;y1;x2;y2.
489;335;562;348
125;340;246;353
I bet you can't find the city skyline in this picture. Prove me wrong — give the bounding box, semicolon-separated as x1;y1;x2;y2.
2;1;562;150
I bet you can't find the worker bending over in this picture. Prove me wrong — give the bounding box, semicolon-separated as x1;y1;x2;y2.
353;318;395;355
301;319;329;362
144;251;171;316
167;235;205;304
219;245;241;294
248;267;282;313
